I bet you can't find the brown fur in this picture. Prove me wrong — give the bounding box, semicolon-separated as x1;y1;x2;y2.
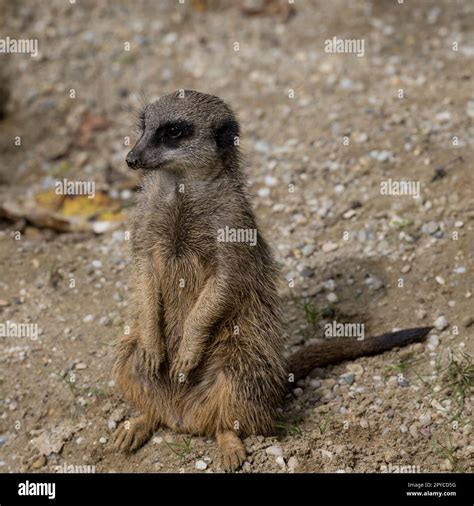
113;90;430;471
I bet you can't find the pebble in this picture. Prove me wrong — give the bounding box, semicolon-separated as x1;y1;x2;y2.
323;279;336;291
300;268;314;278
242;462;252;472
369;150;393;162
257;187;270;198
264;175;278;187
453;266;466;274
360;418;369;429
419;412;432;425
346;364;364;376
435;276;445;285
409;423;419;438
83;314;94;323
75;362;87;370
301;244;315;257
365;275;384;290
107;420;117;431
309;379;321;389
440;459;453;471
398;377;410;387
354;132;368;143
321;242;339;253
320;449;333;460
99;437;107;444
420;427;431;438
31;454;47;470
435;111;451;123
326;292;338;303
416;309;427;320
433;316;448;331
275;456;286;468
427;335;439;350
153;436;163;444
343;209;357;219
0;436;6;446
99;316;110;326
266;445;283;457
421;221;439;235
322;378;336;389
401;265;411;273
195;460;207;470
91;260;102;269
293;388;304;397
340;374;355;385
287;456;299;471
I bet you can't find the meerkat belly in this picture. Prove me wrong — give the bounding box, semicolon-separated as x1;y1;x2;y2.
155;252;211;354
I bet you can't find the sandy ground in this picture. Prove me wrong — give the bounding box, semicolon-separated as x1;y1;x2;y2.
0;0;472;474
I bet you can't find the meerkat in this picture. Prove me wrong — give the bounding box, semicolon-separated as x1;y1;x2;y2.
113;90;431;471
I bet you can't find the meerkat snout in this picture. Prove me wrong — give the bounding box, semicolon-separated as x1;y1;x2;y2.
125;151;140;169
126;90;240;176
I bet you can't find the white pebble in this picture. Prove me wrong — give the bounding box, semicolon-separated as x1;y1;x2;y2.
195;460;207;470
433;316;449;331
427;335;439;350
264;175;278;187
322;242;339;253
326;292;338;303
275;455;286;467
435;276;445;285
99;437;107;444
343;209;356;219
257;187;270;198
287;456;299;470
266;445;283;457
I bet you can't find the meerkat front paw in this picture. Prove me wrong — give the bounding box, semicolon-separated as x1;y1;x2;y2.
133;345;164;379
170;348;200;384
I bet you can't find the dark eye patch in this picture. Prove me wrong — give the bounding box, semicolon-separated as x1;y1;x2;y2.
153;121;194;148
214;120;239;151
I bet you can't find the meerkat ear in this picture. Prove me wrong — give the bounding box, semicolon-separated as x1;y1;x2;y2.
214;119;240;151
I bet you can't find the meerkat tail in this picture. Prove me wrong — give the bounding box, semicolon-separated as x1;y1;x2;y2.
288;327;433;382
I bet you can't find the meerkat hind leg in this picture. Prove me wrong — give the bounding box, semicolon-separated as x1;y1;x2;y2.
114;414;158;453
217;430;246;472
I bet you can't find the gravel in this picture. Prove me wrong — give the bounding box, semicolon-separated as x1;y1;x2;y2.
433;316;449;331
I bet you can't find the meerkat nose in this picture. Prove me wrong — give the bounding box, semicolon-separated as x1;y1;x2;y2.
126;151;140;169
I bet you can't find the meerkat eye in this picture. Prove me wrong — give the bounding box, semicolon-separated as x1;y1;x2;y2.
155;121;194;147
166;125;183;139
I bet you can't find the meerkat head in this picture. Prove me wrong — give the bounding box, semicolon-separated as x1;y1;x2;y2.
126;90;240;177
